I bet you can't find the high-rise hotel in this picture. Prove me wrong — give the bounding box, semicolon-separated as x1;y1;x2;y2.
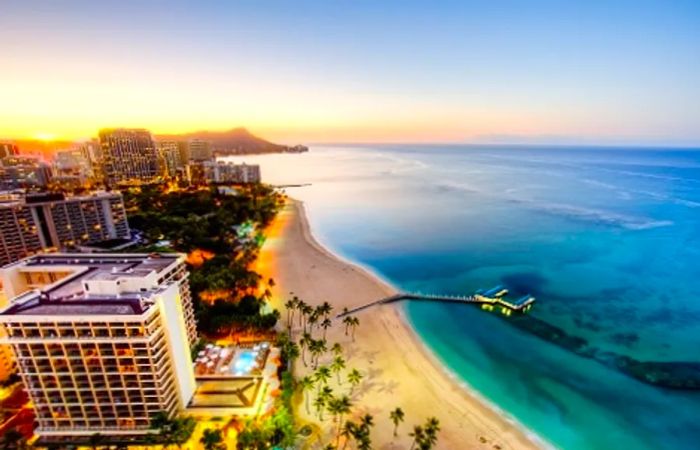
0;253;197;439
0;191;130;266
98;129;159;186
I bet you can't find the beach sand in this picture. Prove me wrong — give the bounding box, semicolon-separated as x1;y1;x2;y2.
258;200;542;450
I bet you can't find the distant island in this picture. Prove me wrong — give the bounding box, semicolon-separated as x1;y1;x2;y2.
156;127;308;155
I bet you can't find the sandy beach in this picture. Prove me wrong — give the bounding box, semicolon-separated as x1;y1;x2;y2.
258;200;543;450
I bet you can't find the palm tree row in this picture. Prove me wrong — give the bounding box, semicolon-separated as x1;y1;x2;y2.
285;295;334;337
282;295;440;449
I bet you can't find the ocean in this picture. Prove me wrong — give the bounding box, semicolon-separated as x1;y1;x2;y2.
224;145;700;449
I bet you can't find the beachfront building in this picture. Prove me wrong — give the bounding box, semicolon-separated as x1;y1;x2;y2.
98;128;159;186
0;191;130;266
187;160;261;185
0;253;197;441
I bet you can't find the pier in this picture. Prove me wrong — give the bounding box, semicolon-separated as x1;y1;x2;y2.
337;288;535;318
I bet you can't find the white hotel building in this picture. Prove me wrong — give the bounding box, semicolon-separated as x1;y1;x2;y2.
0;253;197;439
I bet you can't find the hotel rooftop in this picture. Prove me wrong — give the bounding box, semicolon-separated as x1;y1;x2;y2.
0;253;186;317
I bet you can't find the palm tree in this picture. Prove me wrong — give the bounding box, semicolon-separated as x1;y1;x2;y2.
340;421;358;450
172;415;196;449
284;298;296;331
308;310;320;335
319;385;334;403
313;394;327;421
200;428;225;450
389;407;405;437
319;301;333;318
349;316;360;341
309;339;323;369
347;368;363;394
330;355;346;384
298;375;315;414
356;414;374;450
310;338;328;369
331;342;343;357
360;413;374;429
423;417;441;448
342;316;352;336
409;425;424;450
285;340;300;366
88;432;104;450
425;417;440;433
315;365;332;391
297;299;308;327
302;304;314;333
150;410;171;430
300;332;312;367
327;395;352;447
317;338;328;365
320;317;333;339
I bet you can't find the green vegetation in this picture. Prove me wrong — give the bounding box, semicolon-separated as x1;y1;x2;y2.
0;429;29;449
123;184;284;337
236;407;296;450
200;428;226;450
148;411;196;448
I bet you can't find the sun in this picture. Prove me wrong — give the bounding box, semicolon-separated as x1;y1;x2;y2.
34;132;56;141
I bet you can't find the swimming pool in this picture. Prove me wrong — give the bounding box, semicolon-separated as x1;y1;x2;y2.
232;350;258;376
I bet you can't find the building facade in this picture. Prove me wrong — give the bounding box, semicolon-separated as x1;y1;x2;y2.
0;253;197;439
187;140;212;161
0;143;19;159
156;141;183;178
187;161;261;185
0;156;53;190
0;192;130;266
98;129;159;186
52;149;95;189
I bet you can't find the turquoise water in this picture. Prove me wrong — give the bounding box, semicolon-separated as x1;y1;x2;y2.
225;146;700;449
232;350;257;376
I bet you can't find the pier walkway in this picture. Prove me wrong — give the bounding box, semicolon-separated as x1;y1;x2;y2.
336;291;535;318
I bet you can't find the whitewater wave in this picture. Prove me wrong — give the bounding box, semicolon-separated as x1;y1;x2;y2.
637;190;700;209
596;166;700;184
437;180;673;230
506;198;674;230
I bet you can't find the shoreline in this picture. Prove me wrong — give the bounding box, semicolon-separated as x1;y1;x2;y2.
394;305;554;450
260;199;545;449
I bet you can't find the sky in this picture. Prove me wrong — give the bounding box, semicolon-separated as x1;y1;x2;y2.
1;0;699;146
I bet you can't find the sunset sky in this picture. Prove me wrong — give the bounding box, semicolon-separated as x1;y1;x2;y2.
1;0;698;146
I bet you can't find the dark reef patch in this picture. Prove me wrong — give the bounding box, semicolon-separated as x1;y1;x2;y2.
501;272;549;296
501;313;700;390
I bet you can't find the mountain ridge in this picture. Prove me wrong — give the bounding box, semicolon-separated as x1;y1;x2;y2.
156;127;307;155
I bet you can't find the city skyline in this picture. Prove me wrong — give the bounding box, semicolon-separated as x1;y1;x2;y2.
1;0;698;146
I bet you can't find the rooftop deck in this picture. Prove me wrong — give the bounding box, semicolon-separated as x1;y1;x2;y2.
0;253;184;317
